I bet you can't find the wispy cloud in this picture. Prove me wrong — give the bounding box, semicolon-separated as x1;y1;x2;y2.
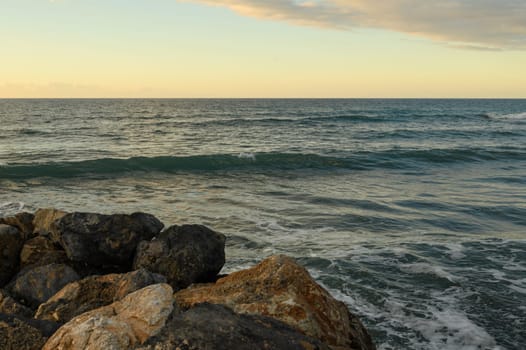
186;0;526;50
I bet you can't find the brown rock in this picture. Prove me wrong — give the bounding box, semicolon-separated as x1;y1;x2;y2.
0;290;32;318
32;208;67;236
136;303;331;350
35;269;166;322
0;225;23;287
9;263;80;308
0;313;58;350
19;236;68;269
0;212;35;240
175;255;375;350
42;283;174;350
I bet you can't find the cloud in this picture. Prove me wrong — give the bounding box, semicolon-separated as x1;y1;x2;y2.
186;0;526;50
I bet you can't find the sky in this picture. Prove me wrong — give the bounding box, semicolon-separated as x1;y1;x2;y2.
1;0;525;98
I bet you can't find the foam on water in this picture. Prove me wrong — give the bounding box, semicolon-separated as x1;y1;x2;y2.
0;201;25;217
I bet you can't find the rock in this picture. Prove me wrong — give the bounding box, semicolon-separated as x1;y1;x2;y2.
51;212;163;267
9;263;80;308
136;303;331;350
42;283;174;350
19;236;68;269
0;313;59;350
36;269;166;323
32;208;67;236
0;225;23;287
0;290;32;318
133;224;226;290
0;212;35;240
175;255;375;350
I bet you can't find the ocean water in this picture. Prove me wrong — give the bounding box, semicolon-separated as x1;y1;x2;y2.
1;98;525;349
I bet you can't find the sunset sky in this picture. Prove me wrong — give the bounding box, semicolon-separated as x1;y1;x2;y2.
2;0;526;98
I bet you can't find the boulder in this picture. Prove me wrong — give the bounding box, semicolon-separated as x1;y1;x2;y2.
136;303;331;350
51;212;163;267
0;225;23;287
8;263;80;308
0;290;32;318
19;236;68;269
175;255;375;350
0;313;58;350
36;269;166;323
0;212;35;240
133;224;226;290
42;283;174;350
32;208;67;236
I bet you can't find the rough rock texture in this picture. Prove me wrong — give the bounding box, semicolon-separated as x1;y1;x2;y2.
19;236;68;269
0;212;35;240
0;313;58;350
0;290;32;318
175;255;375;350
51;212;163;267
136;303;331;350
0;225;23;287
133;224;226;290
32;208;67;236
43;283;174;350
9;263;80;308
36;269;166;323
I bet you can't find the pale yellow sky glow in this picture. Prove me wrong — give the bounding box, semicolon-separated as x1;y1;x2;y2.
1;0;525;97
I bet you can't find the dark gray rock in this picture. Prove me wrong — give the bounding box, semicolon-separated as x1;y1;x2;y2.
8;263;80;308
0;225;23;287
19;236;68;270
0;212;35;240
135;303;331;350
35;268;166;323
0;313;59;350
51;212;164;267
133;224;226;290
0;290;32;318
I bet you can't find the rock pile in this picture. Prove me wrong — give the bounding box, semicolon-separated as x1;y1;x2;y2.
0;208;376;350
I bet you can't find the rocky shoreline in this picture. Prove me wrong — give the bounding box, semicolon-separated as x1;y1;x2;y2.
0;208;376;350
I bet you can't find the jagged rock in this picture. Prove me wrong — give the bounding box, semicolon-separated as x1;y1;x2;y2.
0;225;23;287
0;313;58;350
42;283;174;350
9;263;80;308
19;236;68;269
136;303;331;350
36;269;166;323
133;224;226;290
0;290;32;318
175;255;375;350
0;212;35;240
51;212;163;267
32;208;67;236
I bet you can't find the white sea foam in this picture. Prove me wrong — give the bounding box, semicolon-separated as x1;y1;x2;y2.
0;202;25;217
237;152;256;160
399;262;459;283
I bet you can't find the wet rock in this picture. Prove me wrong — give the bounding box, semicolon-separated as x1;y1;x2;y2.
43;283;174;350
0;290;32;318
19;236;68;269
175;255;375;350
0;225;23;287
0;313;59;350
0;212;35;240
51;212;163;267
133;224;226;290
36;269;166;323
136;303;331;350
32;208;67;236
9;263;80;308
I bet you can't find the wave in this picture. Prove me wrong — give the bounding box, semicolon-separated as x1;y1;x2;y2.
482;112;526;121
1;148;524;179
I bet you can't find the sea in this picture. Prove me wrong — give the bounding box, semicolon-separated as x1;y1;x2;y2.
1;99;525;349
